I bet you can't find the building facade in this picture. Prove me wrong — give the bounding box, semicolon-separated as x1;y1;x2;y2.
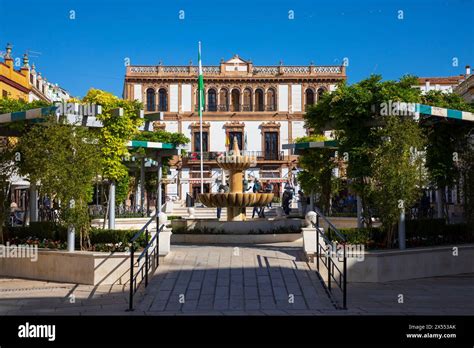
0;44;30;100
28;63;71;103
414;66;471;94
454;66;474;103
1;43;71;104
124;55;346;201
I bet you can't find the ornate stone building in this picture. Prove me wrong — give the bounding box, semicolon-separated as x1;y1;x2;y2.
123;55;346;201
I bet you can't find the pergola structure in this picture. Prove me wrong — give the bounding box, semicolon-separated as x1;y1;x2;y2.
283;103;474;250
0;104;180;250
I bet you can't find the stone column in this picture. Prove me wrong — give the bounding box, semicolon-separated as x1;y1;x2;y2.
157;156;162;214
108;182;115;230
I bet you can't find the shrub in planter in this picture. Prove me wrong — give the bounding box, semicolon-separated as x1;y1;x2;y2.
337;227;384;249
88;228;145;247
5;222;67;241
166;215;182;221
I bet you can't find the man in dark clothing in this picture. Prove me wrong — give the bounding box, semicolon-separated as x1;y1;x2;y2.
216;183;229;219
282;189;293;215
252;179;262;218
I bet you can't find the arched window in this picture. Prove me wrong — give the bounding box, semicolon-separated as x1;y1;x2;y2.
243;88;252;111
266;88;276;111
317;87;326;101
146;88;155;111
208;89;217;111
219;88;229;111
231;89;240;112
255;89;264;111
158;88;168;111
305;89;315;110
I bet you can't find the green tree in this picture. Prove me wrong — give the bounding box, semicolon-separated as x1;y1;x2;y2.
0;99;53;243
82;89;143;222
16;117;101;249
296;135;338;215
306;75;422;227
83;89;143;183
0;138;18;243
421;90;474;221
370;116;426;246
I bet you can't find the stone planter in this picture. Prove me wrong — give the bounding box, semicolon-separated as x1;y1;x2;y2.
158;228;172;255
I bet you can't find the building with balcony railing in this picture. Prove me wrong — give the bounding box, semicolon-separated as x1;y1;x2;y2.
124;55;347;200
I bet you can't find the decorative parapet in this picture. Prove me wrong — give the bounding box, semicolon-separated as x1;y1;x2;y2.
127;64;344;77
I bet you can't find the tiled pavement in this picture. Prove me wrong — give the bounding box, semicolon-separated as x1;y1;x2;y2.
137;244;333;315
0;243;473;315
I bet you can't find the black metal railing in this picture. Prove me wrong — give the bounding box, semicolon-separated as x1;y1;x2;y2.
128;213;163;311
184;151;285;161
312;206;347;309
242;150;285;161
184;151;224;161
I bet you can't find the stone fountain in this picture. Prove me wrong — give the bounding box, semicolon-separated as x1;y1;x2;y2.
198;137;273;221
171;137;303;236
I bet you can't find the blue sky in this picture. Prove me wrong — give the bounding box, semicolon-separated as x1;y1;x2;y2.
0;0;473;98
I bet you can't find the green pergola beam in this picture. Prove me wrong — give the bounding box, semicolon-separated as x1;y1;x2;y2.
127;140;175;149
417;104;474;122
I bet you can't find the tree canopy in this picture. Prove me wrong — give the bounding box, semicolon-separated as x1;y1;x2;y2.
303;74;473;241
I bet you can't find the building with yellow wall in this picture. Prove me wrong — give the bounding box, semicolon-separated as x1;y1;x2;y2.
0;43;30;100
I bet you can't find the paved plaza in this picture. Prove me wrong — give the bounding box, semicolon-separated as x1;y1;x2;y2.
0;243;473;315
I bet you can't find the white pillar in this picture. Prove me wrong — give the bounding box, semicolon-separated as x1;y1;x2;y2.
109;182;115;229
157;157;162;214
67;199;75;252
398;209;406;250
140;158;145;213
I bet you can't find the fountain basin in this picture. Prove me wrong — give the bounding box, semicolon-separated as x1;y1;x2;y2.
198;193;273;208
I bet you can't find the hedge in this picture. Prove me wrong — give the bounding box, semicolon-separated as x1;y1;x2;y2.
335;219;474;249
5;222;67;241
5;222;145;248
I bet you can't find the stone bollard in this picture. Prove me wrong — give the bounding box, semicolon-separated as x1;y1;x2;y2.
302;211;318;262
187;207;195;219
304;211;317;227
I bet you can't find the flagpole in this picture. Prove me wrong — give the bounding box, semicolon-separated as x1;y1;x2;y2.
198;41;204;197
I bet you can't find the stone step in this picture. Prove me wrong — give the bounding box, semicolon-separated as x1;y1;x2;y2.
169;206;300;219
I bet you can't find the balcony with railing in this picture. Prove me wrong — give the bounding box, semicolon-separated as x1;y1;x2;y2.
183;150;286;163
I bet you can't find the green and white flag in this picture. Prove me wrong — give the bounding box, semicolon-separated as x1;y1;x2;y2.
198;41;205;112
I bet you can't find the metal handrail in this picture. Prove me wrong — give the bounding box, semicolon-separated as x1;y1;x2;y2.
313;205;347;242
312;207;347;309
128;213;163;311
130;213;157;242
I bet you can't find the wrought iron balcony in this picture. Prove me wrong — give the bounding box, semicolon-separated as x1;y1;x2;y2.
242;150;285;161
184;150;286;162
184;151;225;161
